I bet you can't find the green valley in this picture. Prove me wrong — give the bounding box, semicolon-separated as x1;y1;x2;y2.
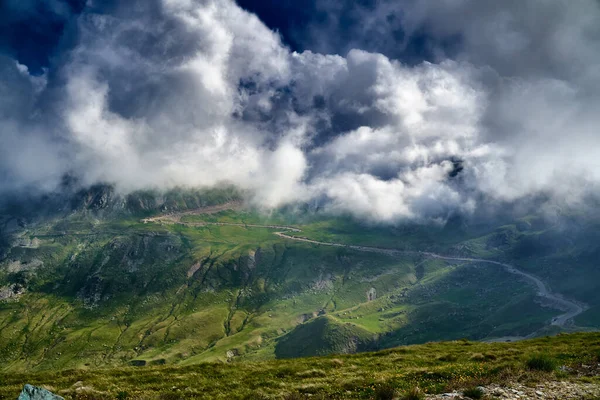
1;188;598;374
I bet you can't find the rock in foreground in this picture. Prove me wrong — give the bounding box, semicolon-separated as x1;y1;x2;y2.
18;385;64;400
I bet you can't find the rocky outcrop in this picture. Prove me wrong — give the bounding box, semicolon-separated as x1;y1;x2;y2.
0;284;24;301
426;381;600;399
367;287;377;301
18;385;64;400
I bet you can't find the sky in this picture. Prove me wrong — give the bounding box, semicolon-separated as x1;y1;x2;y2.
1;0;600;222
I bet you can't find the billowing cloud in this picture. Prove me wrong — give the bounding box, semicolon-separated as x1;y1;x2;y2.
1;0;599;222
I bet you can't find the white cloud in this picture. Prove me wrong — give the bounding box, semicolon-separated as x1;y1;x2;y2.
1;0;600;222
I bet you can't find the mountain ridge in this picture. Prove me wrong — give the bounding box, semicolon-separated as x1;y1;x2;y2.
1;187;599;372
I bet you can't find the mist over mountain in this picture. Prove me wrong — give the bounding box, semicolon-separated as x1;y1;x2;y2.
3;4;600;389
1;0;600;223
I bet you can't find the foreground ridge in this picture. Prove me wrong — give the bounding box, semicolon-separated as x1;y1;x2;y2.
1;333;599;399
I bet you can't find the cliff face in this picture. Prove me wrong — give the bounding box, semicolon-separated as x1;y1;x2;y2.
0;184;243;221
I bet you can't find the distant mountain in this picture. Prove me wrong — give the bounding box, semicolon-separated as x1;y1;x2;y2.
0;186;598;372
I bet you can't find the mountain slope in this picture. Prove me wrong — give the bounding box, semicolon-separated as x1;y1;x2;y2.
275;315;376;358
1;332;599;399
0;188;599;371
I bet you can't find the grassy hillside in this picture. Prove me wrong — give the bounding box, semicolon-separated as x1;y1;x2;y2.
1;189;599;372
275;315;376;358
0;332;599;399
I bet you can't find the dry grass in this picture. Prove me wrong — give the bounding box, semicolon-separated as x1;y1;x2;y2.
1;332;599;399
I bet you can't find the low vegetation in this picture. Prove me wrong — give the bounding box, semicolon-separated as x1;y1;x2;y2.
2;199;588;371
2;189;600;387
0;333;598;399
399;386;424;400
374;383;396;400
462;386;484;399
525;353;557;372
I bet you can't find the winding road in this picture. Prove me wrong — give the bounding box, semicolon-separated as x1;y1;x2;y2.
143;212;587;330
272;232;587;328
419;254;587;328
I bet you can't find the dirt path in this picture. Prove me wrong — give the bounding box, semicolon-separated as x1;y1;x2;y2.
419;253;588;328
143;212;587;329
272;232;587;328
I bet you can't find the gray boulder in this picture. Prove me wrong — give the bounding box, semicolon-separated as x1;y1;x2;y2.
17;385;64;400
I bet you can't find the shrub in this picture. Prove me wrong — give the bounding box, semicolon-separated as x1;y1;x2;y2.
463;387;484;399
283;393;307;400
242;394;269;400
296;369;327;378
340;378;364;392
72;393;110;400
525;354;557;372
470;352;497;362
157;394;180;400
330;358;344;367
469;353;486;362
116;392;129;400
374;383;396;400
400;386;424;400
129;360;146;367
438;354;458;362
275;367;297;378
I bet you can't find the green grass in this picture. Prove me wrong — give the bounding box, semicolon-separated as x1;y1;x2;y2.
462;386;484;399
0;214;583;372
373;383;396;400
275;316;376;358
399;387;425;400
1;332;598;399
2;203;600;375
525;354;557;372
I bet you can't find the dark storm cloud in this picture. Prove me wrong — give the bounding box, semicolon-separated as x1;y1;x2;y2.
0;0;86;74
0;0;599;222
236;0;460;65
